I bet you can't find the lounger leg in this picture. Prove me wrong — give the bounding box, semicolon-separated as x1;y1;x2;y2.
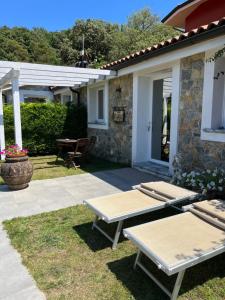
92;216;99;230
133;250;142;270
171;270;185;300
112;220;124;250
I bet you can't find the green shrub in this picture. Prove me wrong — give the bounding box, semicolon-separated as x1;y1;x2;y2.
3;103;87;155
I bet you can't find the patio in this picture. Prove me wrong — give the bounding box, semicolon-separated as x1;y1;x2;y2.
0;168;156;299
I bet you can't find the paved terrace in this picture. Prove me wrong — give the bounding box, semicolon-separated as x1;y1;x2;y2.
0;168;157;300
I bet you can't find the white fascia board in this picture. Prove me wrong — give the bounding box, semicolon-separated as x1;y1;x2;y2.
117;36;225;77
0;61;116;76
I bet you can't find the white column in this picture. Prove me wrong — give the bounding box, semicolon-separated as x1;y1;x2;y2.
0;89;6;159
12;78;22;148
169;62;181;174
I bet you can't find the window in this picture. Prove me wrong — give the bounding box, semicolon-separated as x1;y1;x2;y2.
61;94;72;104
87;82;108;130
97;89;104;121
201;50;225;142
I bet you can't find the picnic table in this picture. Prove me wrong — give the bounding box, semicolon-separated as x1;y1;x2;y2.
56;139;77;160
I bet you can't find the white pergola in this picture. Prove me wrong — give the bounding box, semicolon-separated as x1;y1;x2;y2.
0;61;116;156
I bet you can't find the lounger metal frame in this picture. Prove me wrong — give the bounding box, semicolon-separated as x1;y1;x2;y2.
123;212;225;300
84;192;198;250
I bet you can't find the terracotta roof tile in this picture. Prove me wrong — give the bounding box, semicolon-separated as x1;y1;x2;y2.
101;18;225;70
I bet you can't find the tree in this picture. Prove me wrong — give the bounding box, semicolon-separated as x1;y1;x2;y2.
127;8;159;31
70;19;118;66
0;7;178;67
109;8;177;62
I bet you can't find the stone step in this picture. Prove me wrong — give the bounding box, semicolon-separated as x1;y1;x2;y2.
133;162;171;181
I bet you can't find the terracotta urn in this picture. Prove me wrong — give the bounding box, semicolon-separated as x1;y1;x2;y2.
0;155;33;190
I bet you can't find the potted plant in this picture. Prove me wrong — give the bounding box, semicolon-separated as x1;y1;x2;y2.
0;145;33;190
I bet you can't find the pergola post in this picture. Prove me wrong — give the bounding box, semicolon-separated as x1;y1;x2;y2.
0;88;5;159
12;77;22;148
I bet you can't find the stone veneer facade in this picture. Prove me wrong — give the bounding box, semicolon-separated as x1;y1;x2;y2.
178;53;225;171
82;74;133;164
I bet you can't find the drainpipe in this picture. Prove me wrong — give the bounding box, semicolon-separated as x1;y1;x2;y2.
70;88;81;106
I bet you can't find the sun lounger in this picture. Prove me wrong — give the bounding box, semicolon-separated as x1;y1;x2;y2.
123;199;225;300
84;181;198;249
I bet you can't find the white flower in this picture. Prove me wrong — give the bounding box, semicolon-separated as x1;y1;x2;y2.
202;189;207;195
210;181;215;186
218;186;223;192
207;169;211;174
219;179;223;184
182;173;187;177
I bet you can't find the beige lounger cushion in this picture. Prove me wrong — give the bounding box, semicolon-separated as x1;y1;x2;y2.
126;212;225;268
86;190;164;220
194;200;225;222
141;181;197;199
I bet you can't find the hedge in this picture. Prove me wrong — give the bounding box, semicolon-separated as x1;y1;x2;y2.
3;103;87;155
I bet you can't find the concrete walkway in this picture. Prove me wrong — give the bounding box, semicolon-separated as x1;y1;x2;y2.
0;168;157;300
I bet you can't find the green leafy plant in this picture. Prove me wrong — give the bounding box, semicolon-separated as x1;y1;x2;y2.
3;103;87;155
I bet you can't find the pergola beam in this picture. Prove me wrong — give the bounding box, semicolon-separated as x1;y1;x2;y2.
6;70;103;80
19;81;82;87
0;61;116;76
0;60;117;152
19;77;89;83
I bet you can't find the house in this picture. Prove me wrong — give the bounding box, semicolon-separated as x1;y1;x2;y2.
78;0;225;176
3;85;79;105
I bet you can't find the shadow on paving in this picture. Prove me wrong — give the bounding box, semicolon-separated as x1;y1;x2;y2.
91;168;162;192
107;252;225;300
73;207;179;252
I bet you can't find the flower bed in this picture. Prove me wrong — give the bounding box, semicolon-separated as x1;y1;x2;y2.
172;168;225;198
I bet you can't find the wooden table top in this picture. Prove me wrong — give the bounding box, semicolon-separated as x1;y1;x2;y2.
56;139;77;144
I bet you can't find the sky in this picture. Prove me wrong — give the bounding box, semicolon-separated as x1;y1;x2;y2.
0;0;182;31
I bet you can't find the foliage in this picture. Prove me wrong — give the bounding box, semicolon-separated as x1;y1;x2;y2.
3;103;87;155
172;157;225;198
0;8;178;66
207;44;225;62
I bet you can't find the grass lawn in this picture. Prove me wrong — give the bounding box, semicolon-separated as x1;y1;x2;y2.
0;155;126;184
4;206;225;300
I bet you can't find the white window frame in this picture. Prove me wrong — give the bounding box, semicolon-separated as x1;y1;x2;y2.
201;49;225;142
87;81;109;130
61;92;72;104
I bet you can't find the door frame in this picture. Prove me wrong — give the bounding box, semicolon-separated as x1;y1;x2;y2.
132;61;181;174
149;72;172;167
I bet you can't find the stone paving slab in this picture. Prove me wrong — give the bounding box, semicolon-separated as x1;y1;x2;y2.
0;224;45;300
0;168;157;300
0;168;157;221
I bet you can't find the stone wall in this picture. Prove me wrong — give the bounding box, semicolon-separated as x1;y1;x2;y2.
87;74;133;164
178;53;225;170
